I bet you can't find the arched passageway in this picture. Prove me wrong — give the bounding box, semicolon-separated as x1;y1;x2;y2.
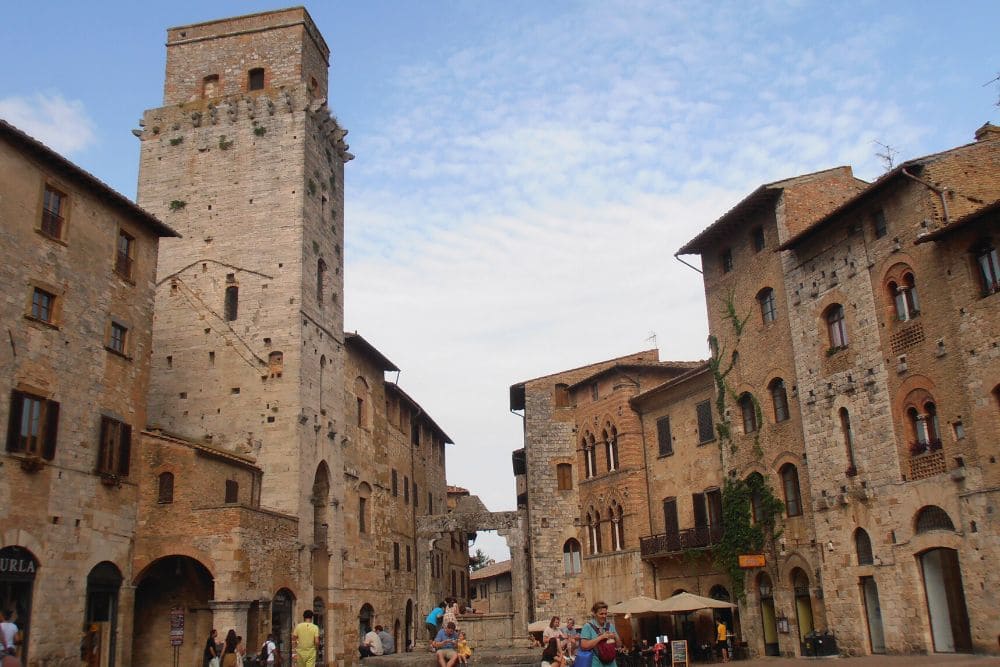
133;555;213;667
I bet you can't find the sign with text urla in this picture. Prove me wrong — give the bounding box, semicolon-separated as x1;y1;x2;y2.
738;554;766;568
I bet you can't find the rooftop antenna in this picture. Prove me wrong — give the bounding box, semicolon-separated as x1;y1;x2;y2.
873;140;899;172
983;72;1000;107
645;331;658;349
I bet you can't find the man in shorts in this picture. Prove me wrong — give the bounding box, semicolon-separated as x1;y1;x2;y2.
292;609;320;667
432;621;460;667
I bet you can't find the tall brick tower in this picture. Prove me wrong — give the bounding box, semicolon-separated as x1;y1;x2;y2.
137;7;351;529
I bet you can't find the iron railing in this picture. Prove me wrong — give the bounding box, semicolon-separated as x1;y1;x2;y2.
639;525;723;559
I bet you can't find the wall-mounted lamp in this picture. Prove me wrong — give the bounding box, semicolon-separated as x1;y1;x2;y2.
826;540;834;552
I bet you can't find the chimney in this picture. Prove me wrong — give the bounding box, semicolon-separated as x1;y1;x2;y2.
974;122;1000;142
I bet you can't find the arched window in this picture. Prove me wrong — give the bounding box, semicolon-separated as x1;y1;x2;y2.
158;472;174;503
757;287;777;323
563;539;582;574
906;392;941;454
888;272;920;321
973;241;1000;295
583;434;596;478
825;304;848;349
769;379;789;423
317;258;327;307
854;528;873;565
248;67;265;91
915;505;955;533
269;350;284;378
739;393;758;434
780;464;802;517
587;511;601;554
840;408;857;473
611;502;624;551
604;425;619;472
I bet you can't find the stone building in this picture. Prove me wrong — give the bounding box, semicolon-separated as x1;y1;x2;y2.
470;560;513;614
129;8;466;666
0;119;177;666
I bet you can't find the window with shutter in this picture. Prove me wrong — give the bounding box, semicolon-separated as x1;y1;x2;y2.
7;391;60;460
656;416;673;456
225;479;239;503
692;492;708;527
97;416;131;476
696;400;714;443
662;498;678;534
707;488;722;527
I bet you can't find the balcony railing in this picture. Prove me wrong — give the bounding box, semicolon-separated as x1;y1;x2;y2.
640;525;723;559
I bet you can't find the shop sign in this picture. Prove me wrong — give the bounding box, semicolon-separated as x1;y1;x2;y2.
738;554;765;568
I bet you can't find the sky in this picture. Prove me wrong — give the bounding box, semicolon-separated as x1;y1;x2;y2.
2;1;997;561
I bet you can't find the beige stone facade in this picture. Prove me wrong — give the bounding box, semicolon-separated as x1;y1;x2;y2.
0;120;177;666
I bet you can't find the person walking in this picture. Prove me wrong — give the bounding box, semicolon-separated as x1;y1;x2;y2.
715;620;729;663
579;602;620;667
292;610;320;667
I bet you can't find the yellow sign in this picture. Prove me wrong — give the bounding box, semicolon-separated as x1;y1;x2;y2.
738;554;765;568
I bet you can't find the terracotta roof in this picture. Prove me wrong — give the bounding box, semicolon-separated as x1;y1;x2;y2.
447;485;470;494
630;363;712;406
565;360;704;391
384;382;454;444
470;559;511;581
0;119;179;238
914;198;1000;245
345;332;400;371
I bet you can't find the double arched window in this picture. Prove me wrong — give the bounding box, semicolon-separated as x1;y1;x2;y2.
887;271;920;321
586;510;602;554
780;464;802;517
904;390;941;455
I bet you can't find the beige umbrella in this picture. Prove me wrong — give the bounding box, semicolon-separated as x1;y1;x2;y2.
607;596;666;615
655;591;735;613
528;619;551;632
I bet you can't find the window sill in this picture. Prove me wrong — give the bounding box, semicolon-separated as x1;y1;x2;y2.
35;228;68;246
114;270;136;285
657;452;674;459
24;315;59;330
105;347;133;361
697;438;716;447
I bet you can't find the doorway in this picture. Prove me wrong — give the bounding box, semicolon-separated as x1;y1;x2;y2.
757;574;779;656
271;589;295;665
920;548;972;652
133;555;214;667
860;577;885;653
0;546;37;664
791;568;814;655
84;562;123;667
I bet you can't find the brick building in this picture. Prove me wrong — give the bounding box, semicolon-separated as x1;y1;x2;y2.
515;125;1000;658
0;119;177;666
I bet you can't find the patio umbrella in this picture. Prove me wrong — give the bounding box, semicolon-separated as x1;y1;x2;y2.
528;619;551;632
607;596;665;615
655;591;735;613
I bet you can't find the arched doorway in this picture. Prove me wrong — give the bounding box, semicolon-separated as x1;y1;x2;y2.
405;599;414;651
791;568;814;654
709;585;736;645
757;573;778;656
84;561;123;667
0;546;37;663
860;577;885;653
133;555;213;667
393;619;401;653
358;602;374;640
313;597;326;664
919;548;972;652
272;589;295;665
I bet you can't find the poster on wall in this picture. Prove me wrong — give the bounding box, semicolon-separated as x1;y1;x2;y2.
170;606;185;646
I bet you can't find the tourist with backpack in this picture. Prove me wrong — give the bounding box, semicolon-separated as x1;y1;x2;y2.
577;602;619;667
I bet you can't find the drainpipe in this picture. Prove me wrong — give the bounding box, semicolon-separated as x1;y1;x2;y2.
901;168;951;226
673;253;703;274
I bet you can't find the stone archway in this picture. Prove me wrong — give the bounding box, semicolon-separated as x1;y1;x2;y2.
133;555;214;667
415;495;527;649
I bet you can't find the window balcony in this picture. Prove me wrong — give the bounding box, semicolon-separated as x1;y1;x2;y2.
640;525;723;559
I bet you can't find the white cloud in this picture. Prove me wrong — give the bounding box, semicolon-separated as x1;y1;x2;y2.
0;92;96;155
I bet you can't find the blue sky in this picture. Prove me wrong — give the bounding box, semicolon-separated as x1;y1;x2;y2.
3;1;998;560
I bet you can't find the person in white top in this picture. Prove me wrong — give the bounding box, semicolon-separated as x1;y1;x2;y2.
0;611;17;656
262;634;277;665
360;627;383;657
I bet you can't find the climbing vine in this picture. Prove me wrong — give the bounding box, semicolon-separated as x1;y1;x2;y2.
709;291;785;600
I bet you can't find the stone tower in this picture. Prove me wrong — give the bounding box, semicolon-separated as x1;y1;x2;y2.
137;7;352;530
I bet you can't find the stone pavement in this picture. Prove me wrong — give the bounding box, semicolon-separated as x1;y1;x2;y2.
361;653;1000;667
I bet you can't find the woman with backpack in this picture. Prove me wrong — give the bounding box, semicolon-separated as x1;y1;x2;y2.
578;602;620;667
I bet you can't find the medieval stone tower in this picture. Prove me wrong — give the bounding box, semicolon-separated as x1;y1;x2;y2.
137;7;350;538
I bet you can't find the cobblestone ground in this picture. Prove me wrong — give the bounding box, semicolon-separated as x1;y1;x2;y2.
612;657;1000;667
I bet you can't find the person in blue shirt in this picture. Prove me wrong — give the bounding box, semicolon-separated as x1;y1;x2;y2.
579;601;620;667
432;622;459;667
425;602;445;640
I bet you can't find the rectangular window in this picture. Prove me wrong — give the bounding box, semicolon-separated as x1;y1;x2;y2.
115;230;135;280
224;285;239;321
406;545;412;571
393;542;400;570
225;479;238;503
391;469;398;496
692;492;708;527
556;463;573;490
97;416;132;476
30;287;55;324
656;416;673;457
248;68;265;91
41;186;65;239
752;226;765;252
109;322;128;355
721;248;733;273
428;492;434;514
590;383;599;401
411;420;420;446
6;391;59;460
359;497;367;533
696;400;715;444
662;497;678;534
404;476;410;504
414;482;419;507
873;209;887;238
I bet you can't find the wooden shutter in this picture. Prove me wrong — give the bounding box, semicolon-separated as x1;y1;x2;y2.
692;492;708;527
707;488;722;527
656;416;672;456
118;423;132;476
663;498;678;534
42;399;59;460
6;391;23;453
696;401;714;443
98;416;111;471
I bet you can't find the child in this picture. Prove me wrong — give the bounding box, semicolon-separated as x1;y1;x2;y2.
456;631;472;665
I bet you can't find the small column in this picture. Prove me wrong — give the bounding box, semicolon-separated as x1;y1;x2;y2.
209;600;253;645
414;532;440;650
501;517;530;641
117;585;136;667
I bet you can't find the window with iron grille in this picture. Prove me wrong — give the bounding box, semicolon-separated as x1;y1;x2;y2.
915;505;955;533
41;186;65;239
656;416;673;456
6;391;59;459
115;230;135;280
30;288;56;324
696;400;714;443
97;416;131;476
248;67;265;91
